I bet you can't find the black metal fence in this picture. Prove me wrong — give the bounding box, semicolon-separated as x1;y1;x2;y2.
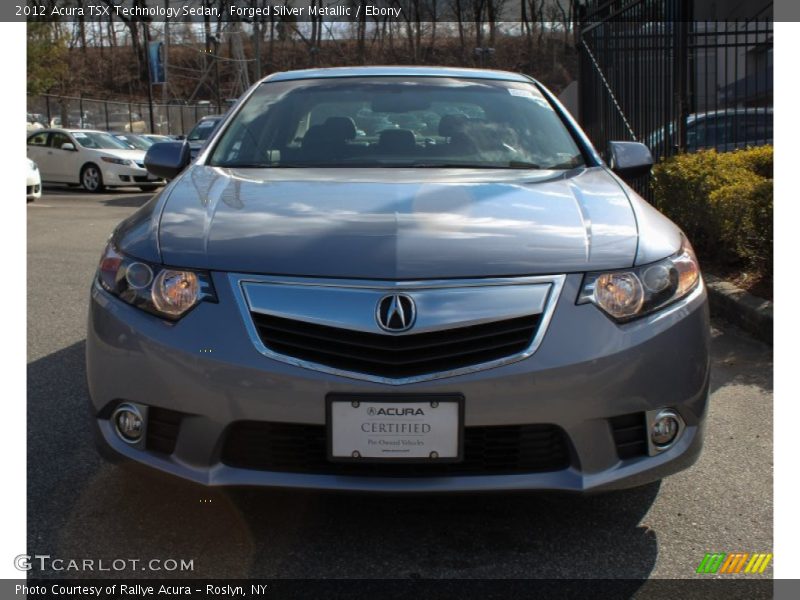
577;0;773;172
26;94;224;137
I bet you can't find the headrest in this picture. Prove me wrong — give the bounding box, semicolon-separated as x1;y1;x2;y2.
438;114;469;137
377;129;416;151
324;116;357;140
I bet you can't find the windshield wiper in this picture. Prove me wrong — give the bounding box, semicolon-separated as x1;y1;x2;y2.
215;163;273;168
410;161;545;169
409;162;511;169
507;161;542;169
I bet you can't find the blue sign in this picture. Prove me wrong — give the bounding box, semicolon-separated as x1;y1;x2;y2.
148;41;165;84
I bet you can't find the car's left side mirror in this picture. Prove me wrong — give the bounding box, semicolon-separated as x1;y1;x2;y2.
144;141;190;180
60;143;76;152
607;141;654;180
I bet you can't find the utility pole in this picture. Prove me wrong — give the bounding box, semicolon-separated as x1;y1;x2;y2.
254;17;261;82
211;35;221;113
163;0;169;105
143;21;155;133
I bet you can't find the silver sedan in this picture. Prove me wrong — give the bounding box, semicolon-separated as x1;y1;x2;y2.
87;67;709;492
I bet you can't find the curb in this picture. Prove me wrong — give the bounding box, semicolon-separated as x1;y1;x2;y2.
703;273;772;345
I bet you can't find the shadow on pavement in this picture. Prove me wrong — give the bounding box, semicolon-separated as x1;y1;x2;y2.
708;318;772;395
27;341;659;583
42;185;139;195
41;185;155;208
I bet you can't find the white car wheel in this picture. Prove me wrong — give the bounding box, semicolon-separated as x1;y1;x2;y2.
81;164;105;193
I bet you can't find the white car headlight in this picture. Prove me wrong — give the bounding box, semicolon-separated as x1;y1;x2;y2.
578;238;701;322
101;156;133;166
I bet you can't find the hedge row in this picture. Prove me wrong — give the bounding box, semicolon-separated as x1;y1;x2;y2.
651;145;773;278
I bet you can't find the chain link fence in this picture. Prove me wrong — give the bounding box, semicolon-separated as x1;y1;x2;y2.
27;94;224;137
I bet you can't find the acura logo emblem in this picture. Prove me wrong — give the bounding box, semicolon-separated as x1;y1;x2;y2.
376;294;416;332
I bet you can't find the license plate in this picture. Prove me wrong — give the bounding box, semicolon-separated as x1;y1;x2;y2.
327;395;463;462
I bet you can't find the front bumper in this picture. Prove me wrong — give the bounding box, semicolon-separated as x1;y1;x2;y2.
101;164;163;187
27;172;42;199
86;273;711;492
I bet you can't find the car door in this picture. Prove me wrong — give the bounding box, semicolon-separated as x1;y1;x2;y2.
27;131;50;173
26;131;52;180
49;131;81;182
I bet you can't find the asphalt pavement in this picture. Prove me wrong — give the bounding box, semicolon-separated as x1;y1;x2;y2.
27;186;773;581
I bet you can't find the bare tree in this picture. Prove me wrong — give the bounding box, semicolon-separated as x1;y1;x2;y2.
485;0;507;48
471;0;487;49
448;0;467;53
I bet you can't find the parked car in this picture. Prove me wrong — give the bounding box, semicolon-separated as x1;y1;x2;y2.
90;67;709;493
648;107;773;156
111;132;156;151
26;158;41;202
49;112;95;130
27;113;45;131
185;114;224;159
107;112;147;134
141;134;174;144
26;128;164;192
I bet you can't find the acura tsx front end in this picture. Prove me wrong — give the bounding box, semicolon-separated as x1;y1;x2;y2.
86;67;710;492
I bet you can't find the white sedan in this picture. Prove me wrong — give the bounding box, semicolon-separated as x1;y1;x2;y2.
26;128;164;193
27;158;41;202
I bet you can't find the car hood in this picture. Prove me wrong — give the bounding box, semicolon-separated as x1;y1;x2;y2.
148;165;657;279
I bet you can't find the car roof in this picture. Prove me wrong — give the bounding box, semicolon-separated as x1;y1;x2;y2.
262;66;533;84
31;128;137;139
62;128;108;134
689;108;773;122
27;128;69;136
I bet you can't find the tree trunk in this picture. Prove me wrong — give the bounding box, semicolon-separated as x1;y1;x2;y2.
455;0;465;54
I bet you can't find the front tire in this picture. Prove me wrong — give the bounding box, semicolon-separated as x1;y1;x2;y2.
81;164;105;193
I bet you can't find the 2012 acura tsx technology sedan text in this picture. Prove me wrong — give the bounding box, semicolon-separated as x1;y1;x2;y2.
87;67;710;492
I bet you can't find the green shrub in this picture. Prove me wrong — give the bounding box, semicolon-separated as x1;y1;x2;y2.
651;146;773;278
711;176;773;273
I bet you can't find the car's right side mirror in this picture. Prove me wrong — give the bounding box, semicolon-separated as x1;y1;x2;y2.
60;143;76;152
606;141;654;180
144;141;191;180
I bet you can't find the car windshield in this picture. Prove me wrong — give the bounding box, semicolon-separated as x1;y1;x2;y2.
208;77;585;169
114;134;152;151
72;131;131;150
187;119;221;142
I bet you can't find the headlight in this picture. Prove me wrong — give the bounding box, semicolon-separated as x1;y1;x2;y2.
578;238;700;322
100;156;132;166
96;243;216;320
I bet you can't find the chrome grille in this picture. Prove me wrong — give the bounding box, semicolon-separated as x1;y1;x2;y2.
231;274;565;383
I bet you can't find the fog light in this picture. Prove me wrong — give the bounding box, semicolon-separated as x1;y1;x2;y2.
112;404;144;443
650;409;681;449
